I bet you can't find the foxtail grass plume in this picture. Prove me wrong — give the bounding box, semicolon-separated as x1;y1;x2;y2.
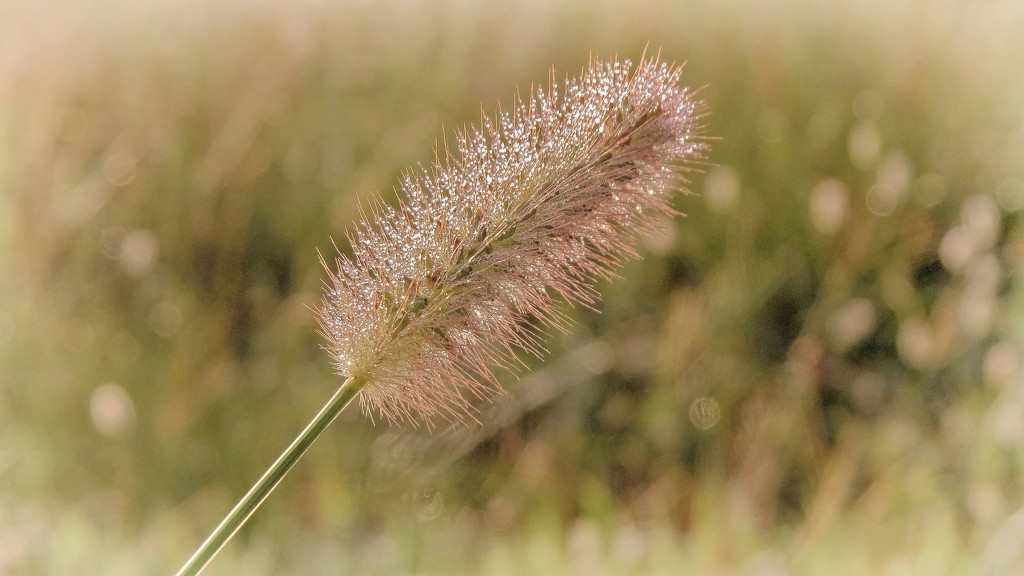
176;54;708;576
318;56;708;424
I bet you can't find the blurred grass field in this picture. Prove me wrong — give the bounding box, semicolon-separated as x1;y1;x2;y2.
2;0;1024;574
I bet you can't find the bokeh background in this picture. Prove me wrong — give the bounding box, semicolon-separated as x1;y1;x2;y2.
2;0;1024;574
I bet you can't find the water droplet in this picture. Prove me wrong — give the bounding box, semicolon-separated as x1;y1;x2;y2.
689;397;721;430
866;184;898;216
414;488;444;520
997;179;1024;212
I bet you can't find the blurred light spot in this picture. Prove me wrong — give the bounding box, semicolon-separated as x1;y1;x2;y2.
848;122;882;169
703;165;741;214
119;229;159;276
757;109;788;144
574;339;613;375
689;397;720;430
149;302;182;337
959;293;994;339
962;194;1001;250
809;178;849;235
984;341;1019;389
109;333;141;367
852;90;885;122
876;150;913;194
997;179;1024;212
413;488;444;521
914;173;947;207
829;297;877;350
89;383;136;437
896;318;932;369
0;311;13;343
103;151;136;187
866;184;898;216
100;227;127;259
938;226;976;273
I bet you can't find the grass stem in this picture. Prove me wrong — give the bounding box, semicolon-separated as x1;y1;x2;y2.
174;376;364;576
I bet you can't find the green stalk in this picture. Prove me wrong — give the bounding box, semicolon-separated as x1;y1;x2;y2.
175;376;364;576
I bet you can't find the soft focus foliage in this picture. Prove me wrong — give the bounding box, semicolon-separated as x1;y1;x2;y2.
1;0;1023;574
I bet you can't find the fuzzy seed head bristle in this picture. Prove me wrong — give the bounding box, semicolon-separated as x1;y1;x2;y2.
318;56;709;425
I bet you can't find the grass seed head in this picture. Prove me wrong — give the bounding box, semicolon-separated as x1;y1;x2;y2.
318;56;709;425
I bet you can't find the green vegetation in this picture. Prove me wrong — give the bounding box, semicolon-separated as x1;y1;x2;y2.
1;0;1023;574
